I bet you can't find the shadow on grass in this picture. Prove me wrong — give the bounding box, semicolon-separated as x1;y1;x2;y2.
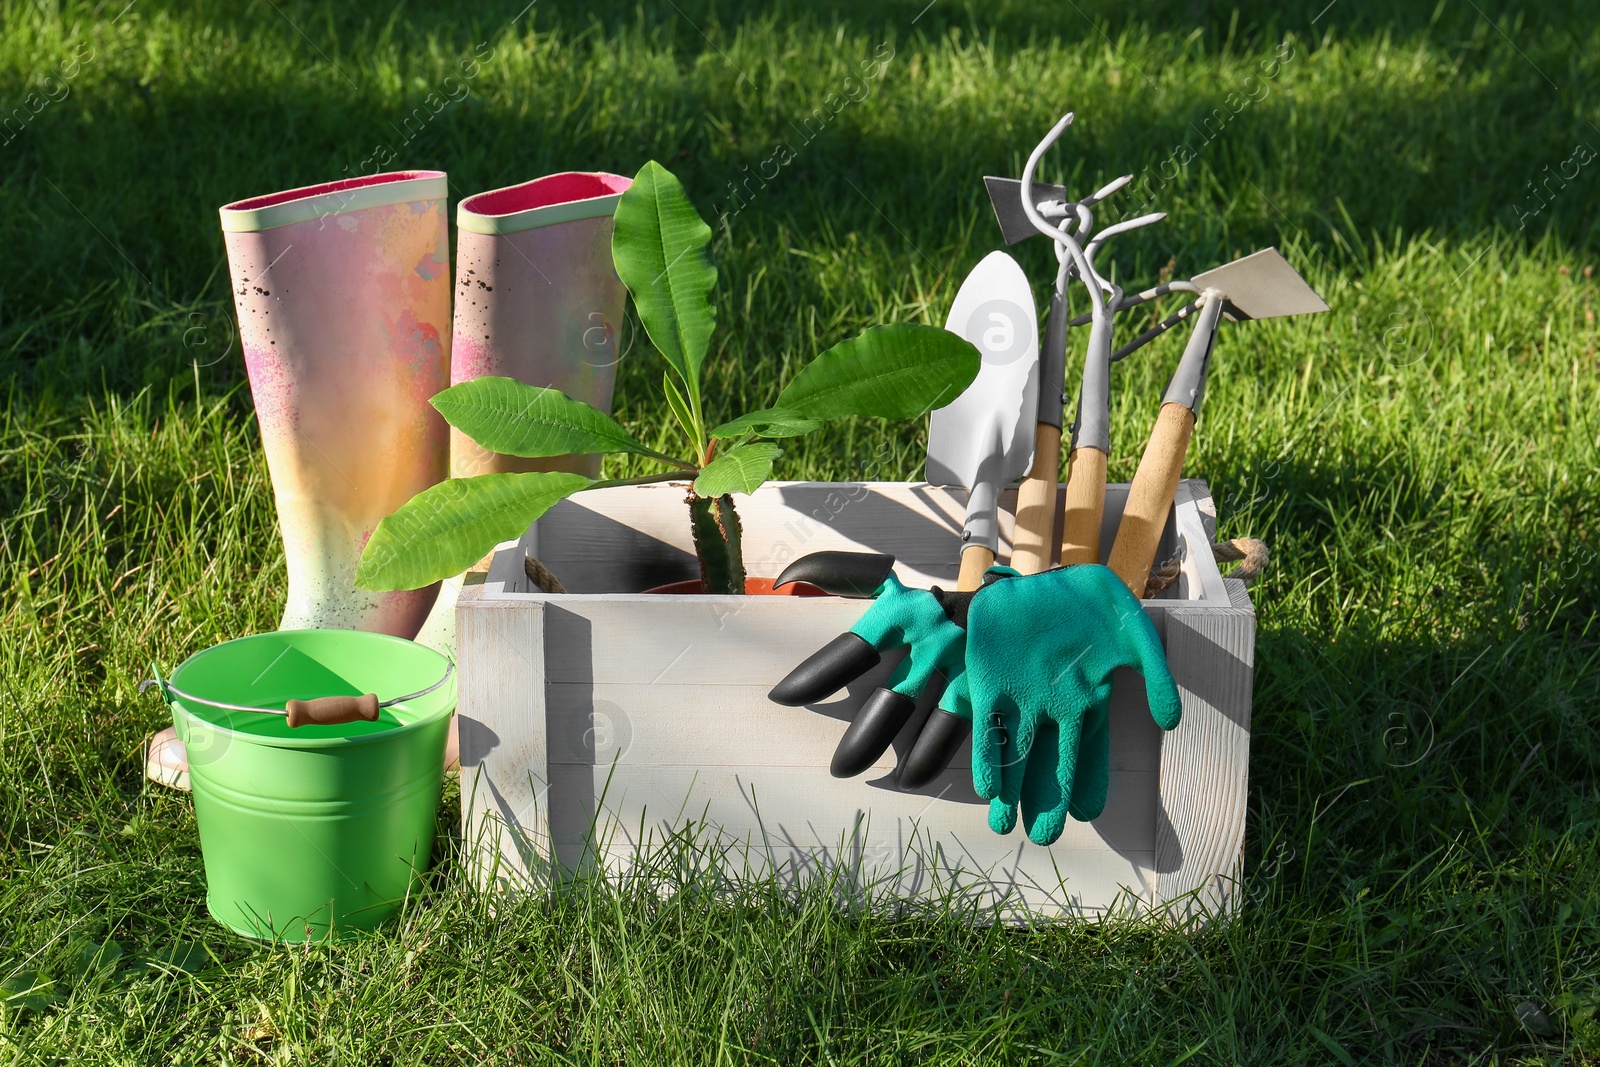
0;0;1595;399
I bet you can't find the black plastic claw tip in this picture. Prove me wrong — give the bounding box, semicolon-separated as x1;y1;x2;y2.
769;632;881;707
830;687;917;778
772;551;895;597
897;708;972;789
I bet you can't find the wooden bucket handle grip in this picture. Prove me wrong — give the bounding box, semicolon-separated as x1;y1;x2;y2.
285;694;381;728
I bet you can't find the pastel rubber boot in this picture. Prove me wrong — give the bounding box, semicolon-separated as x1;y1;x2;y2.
219;171;453;638
413;172;631;653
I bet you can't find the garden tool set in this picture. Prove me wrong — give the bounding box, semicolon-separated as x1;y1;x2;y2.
983;113;1166;573
772;109;1327;842
958;110;1327;589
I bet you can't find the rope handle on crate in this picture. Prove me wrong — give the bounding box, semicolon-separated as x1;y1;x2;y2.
1144;537;1269;597
524;555;566;593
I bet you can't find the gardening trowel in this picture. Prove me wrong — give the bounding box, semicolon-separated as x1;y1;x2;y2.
1106;247;1328;596
927;250;1040;590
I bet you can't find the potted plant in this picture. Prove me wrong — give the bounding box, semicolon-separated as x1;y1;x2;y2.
356;161;981;597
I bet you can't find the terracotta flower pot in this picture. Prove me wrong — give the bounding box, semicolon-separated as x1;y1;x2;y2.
643;577;827;596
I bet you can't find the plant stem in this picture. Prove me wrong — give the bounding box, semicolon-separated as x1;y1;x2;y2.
637;448;700;471
590;471;695;490
687;490;746;594
688;387;707;458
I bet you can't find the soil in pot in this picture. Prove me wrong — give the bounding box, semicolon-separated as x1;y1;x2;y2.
644;577;828;596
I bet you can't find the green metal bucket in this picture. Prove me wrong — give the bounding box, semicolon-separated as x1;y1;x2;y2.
161;630;456;942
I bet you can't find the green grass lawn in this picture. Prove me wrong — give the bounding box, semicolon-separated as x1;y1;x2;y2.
2;0;1598;1061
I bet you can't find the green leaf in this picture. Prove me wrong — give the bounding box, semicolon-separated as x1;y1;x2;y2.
693;443;782;497
662;372;700;450
776;323;981;421
431;377;648;459
128;942;211;977
611;161;718;399
357;472;592;591
1;971;57;1012
708;407;825;440
1306;1026;1356;1066
68;937;123;978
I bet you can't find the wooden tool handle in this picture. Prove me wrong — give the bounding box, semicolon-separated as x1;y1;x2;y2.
285;694;381;728
1007;423;1062;575
1107;402;1196;597
957;544;996;592
1058;446;1108;567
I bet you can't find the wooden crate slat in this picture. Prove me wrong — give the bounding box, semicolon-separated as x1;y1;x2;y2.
537;762;1158;855
1151;599;1256;919
457;595;552;889
538;682;1164;774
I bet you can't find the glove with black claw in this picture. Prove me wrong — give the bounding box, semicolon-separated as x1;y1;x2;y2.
767;551;988;786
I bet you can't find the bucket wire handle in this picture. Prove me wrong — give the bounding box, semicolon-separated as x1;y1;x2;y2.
140;658;455;729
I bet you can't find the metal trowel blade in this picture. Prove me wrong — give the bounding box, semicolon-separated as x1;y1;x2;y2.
1193;247;1330;321
927;250;1040;489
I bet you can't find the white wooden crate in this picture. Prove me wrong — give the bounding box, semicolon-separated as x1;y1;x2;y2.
456;479;1254;923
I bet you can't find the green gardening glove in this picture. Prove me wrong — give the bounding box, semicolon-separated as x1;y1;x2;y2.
851;573;969;704
965;563;1182;846
771;565;971;780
